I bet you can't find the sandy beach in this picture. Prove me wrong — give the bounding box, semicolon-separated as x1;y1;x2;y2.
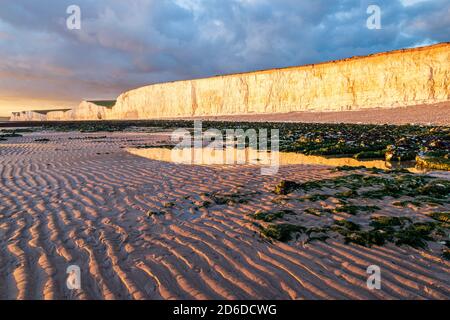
185;102;450;126
2;0;450;309
0;130;449;300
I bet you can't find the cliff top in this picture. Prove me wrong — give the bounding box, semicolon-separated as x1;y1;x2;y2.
34;109;72;115
127;42;449;92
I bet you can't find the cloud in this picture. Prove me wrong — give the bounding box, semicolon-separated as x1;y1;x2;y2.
0;0;448;115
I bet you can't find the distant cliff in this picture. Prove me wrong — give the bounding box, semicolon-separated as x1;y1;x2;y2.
10;102;111;121
10;43;450;121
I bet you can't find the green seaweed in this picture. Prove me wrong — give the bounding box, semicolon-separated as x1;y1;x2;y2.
343;230;389;247
417;180;450;197
333;205;380;215
392;200;423;207
274;180;300;195
335;189;359;199
304;208;331;216
416;154;450;171
394;223;436;249
163;202;175;208
303;194;331;202
260;224;305;242
305;227;330;243
334;220;361;231
429;212;450;224
354;150;386;160
210;192;253;205
146;210;166;217
252;210;286;222
370;216;411;229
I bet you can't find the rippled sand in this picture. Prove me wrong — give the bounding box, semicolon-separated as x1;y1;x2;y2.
0;131;449;300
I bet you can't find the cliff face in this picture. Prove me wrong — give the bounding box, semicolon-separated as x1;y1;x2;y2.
10;111;48;121
49;101;110;120
10;43;450;121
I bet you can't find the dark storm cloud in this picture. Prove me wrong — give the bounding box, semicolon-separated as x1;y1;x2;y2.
0;0;448;111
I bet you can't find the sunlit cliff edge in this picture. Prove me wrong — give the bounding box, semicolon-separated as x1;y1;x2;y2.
10;43;450;121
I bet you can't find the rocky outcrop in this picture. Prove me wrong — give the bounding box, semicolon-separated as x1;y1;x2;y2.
10;43;450;121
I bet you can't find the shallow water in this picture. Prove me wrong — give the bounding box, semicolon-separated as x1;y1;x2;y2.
127;146;450;178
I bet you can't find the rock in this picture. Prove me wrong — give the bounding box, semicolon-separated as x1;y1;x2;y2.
274;180;299;195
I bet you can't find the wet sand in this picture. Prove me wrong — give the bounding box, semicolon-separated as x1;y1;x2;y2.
0;131;449;300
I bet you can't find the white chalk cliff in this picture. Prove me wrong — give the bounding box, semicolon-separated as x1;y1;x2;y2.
10;43;450;121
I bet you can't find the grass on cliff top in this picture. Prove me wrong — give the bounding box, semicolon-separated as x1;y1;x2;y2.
88;100;117;108
34;109;72;115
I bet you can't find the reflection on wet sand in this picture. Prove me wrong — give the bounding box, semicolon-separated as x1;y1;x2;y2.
127;147;418;171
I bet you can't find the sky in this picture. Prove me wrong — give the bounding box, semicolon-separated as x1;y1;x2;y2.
0;0;449;116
